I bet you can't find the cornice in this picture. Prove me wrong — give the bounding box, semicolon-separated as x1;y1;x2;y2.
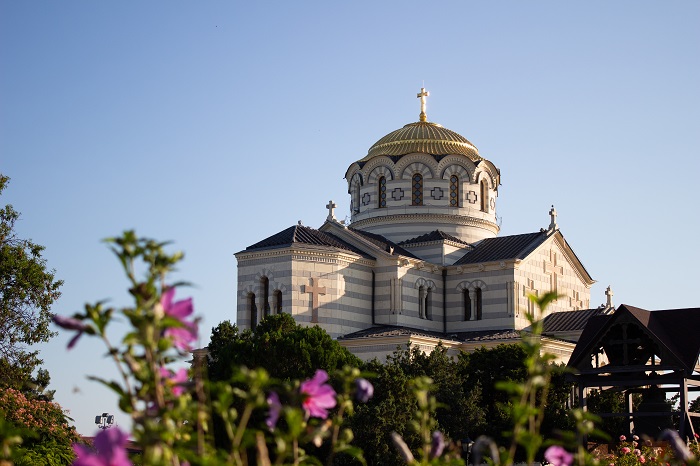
236;245;375;268
350;213;499;234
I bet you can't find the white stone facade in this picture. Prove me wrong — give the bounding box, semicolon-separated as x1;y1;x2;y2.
235;95;596;363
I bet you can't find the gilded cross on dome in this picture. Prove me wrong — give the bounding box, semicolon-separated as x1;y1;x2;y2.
417;87;430;122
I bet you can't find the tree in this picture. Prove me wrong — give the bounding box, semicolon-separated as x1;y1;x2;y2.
206;314;363;450
347;345;485;466
207;313;362;382
0;175;63;394
0;387;79;465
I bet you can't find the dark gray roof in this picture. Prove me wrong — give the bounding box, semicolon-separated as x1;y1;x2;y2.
400;230;473;248
348;228;420;259
568;304;700;373
245;225;372;258
541;308;606;333
339;325;521;344
454;231;546;265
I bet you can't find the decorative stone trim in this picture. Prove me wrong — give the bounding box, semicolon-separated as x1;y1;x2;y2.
350;213;499;234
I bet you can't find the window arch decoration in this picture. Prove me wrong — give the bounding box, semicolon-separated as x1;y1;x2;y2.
439;161;473;182
415;278;436;320
367;164;394;184
457;281;472;321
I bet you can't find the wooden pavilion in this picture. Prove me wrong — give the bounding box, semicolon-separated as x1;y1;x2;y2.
567;304;700;440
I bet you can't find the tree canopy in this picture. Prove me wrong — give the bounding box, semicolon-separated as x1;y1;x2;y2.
0;175;63;394
207;313;362;382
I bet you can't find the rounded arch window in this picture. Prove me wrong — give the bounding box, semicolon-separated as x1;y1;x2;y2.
378;176;387;208
450;175;459;207
412;173;423;206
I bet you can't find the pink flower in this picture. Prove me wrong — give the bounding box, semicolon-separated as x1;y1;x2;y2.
430;431;445;459
300;370;336;419
160;367;189;397
52;315;89;349
544;446;573;466
619;435;627;441
639;455;646;463
634;449;641;456
73;427;132;465
622;447;631;454
355;378;374;403
266;391;282;430
633;435;639;441
161;287;197;350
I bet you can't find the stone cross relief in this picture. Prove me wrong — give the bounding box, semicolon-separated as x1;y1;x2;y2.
543;249;563;296
522;278;537;315
303;277;326;323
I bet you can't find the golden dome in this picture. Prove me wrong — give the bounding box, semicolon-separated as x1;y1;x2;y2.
362;121;481;162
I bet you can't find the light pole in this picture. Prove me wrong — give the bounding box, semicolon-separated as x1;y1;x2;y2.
95;412;115;430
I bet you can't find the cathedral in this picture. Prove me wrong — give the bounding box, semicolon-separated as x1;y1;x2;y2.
235;89;607;363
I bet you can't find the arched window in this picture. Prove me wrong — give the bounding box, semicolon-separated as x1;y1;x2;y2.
261;277;270;317
475;288;483;320
450;175;459;207
378;176;387;208
352;185;360;214
273;290;282;314
480;179;488;212
249;293;257;330
463;289;471;321
412;173;423;206
418;286;425;319
425;287;432;320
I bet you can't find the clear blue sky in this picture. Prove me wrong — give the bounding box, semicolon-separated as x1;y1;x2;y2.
2;2;698;435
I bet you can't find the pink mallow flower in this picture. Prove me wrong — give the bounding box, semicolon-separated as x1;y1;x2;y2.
160;367;189;397
300;370;337;419
544;446;573;466
73;427;132;466
52;314;90;350
161;287;197;350
621;447;631;454
266;391;282;431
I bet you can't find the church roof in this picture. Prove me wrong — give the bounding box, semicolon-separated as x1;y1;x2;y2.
347;228;420;259
541;308;607;334
454;231;546;265
245;224;373;258
361;121;482;162
399;230;473;248
339;325;521;344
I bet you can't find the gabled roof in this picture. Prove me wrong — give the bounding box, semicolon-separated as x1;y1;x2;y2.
399;229;473;248
454;231;546;265
347;228;421;259
244;224;373;258
568;304;700;373
542;308;606;334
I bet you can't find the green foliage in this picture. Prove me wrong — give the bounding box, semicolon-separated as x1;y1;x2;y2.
207;314;362;382
348;345;484;466
0;175;63;392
